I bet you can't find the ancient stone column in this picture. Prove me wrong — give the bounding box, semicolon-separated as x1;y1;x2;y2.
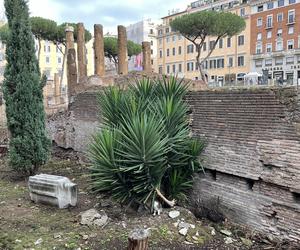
142;41;151;73
54;73;61;104
77;23;87;82
67;48;77;102
94;24;105;77
65;26;75;50
117;25;128;75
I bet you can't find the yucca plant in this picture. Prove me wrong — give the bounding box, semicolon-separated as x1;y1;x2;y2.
89;76;205;210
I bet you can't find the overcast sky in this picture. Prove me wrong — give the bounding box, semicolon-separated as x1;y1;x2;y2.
0;0;190;33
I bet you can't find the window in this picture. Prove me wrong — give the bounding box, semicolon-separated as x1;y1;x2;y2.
277;28;283;37
278;0;284;7
228;57;233;67
266;43;272;52
227;37;231;47
151;49;153;55
289;0;296;3
257;33;262;41
219;39;223;49
172;47;175;56
159;50;162;58
216;58;224;68
276;39;283;51
172;35;176;42
267;2;274;9
286;56;294;64
178;35;182;40
159;66;163;74
167;49;170;56
265;59;272;66
159;38;162;45
172;64;176;73
240;8;245;16
149;29;153;34
255;60;263;67
46;56;50;64
238;35;244;46
58;57;62;64
267;31;272;39
178;63;182;73
166;37;170;43
203;42;206;51
288;10;295;23
256;42;262;54
166;27;170;33
288;26;294;34
178;46;182;55
238;56;244;67
288;40;294;50
275;58;283;65
257;18;262;26
209;40;215;50
257;5;263;12
277;13;283;22
187;44;194;53
167;65;170;74
158;29;163;35
187;62;194;71
151;40;153;46
266;15;273;28
209;59;216;69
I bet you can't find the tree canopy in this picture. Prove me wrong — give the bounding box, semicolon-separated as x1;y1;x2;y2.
104;36;142;66
171;11;246;82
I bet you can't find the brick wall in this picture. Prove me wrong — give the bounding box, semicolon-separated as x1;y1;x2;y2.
47;86;300;241
186;87;300;242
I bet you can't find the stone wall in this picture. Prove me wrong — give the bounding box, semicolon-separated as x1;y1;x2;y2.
47;86;300;241
186;87;300;242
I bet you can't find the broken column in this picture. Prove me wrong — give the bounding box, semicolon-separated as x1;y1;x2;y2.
77;23;88;82
142;41;152;73
54;73;61;105
65;26;75;50
117;25;128;75
94;24;105;77
67;48;77;101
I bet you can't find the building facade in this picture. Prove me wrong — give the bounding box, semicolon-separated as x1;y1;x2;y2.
126;19;160;72
156;0;251;86
251;0;300;85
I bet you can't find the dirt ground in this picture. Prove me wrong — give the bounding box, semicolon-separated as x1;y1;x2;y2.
0;150;298;250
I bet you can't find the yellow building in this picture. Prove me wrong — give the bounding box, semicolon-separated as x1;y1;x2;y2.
156;0;251;86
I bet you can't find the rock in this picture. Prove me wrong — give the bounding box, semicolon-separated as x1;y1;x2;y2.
53;234;61;239
178;221;191;230
179;228;188;236
224;237;233;244
35;238;43;245
210;227;216;236
220;229;232;236
190;224;195;229
82;235;89;240
241;237;253;247
169;210;180;219
80;209;108;227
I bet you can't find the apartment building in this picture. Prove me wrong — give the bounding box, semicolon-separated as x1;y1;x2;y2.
127;19;160;72
251;0;300;85
156;0;251;86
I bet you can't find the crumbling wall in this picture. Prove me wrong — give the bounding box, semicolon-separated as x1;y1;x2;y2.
186;87;300;242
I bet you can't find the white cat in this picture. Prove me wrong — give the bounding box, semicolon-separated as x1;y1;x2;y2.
153;200;163;216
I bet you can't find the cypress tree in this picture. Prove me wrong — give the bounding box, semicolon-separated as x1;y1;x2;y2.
3;0;50;175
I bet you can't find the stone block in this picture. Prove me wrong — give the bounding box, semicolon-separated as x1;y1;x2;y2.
28;174;77;209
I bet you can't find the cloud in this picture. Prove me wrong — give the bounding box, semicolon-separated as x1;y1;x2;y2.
0;0;190;33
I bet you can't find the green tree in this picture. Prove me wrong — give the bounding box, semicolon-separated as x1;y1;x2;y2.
104;36;142;69
3;0;51;176
30;17;57;61
171;11;245;83
89;77;205;210
0;23;9;43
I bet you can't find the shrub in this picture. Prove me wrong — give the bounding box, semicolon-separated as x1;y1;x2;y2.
89;77;205;210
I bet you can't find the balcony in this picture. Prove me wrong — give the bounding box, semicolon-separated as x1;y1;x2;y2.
265;23;273;29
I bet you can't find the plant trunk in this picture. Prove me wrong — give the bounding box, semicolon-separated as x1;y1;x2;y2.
195;44;207;84
155;188;176;207
128;229;150;250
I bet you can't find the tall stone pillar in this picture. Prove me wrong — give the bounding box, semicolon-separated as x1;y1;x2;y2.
117;25;128;75
77;23;87;82
94;24;105;77
142;41;151;73
54;73;61;104
67;48;77;102
65;26;75;50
